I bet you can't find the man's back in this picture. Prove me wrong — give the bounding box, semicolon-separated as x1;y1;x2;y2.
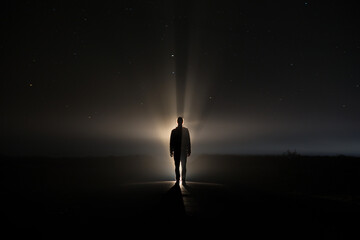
170;126;191;155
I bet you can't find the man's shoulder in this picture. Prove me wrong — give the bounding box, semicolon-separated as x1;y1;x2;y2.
183;127;189;132
172;127;189;132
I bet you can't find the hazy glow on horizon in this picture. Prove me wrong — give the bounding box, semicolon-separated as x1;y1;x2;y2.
3;1;360;157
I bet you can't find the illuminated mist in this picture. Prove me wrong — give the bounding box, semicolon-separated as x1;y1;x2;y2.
3;1;360;158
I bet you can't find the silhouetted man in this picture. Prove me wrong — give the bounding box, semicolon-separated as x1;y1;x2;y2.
170;117;191;185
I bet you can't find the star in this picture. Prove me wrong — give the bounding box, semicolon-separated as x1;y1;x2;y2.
29;83;33;87
88;115;92;119
170;54;175;58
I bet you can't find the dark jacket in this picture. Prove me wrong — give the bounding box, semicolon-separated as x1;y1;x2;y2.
170;126;191;156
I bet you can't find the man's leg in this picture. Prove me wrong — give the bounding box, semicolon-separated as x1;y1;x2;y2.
181;155;187;182
174;157;180;182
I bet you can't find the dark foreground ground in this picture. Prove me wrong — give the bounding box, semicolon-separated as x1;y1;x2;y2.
1;154;360;239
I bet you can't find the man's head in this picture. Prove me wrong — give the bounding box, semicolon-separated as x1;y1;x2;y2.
177;117;183;126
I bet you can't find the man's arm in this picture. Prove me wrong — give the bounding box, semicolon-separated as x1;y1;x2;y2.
187;129;191;156
170;130;174;157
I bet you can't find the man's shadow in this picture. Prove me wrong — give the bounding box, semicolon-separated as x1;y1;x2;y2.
159;182;186;218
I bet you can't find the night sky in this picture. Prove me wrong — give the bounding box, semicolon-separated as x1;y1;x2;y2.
3;1;360;157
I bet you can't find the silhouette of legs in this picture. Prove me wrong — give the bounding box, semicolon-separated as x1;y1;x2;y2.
174;158;181;182
174;154;187;183
181;155;187;183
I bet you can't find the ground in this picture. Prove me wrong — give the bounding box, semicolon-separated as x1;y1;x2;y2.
1;155;359;239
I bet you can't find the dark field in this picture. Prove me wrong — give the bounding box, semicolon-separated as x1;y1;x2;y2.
1;154;359;239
